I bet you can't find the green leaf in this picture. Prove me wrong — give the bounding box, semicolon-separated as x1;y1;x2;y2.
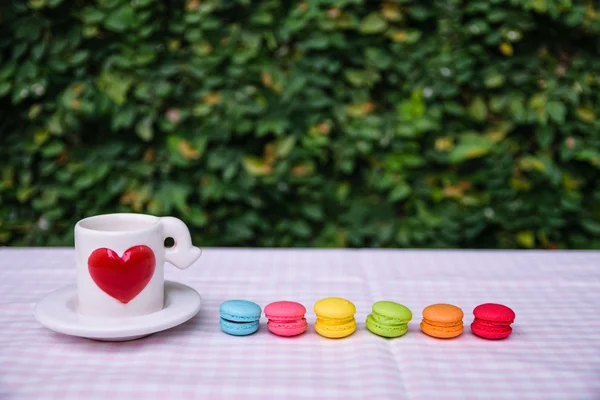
290;220;311;238
112;107;136;130
166;135;195;165
275;136;296;158
31;42;47;61
155;81;173;97
576;107;595;123
34;188;59;209
251;10;273;25
135;116;154;141
41;141;64;157
467;19;489;35
519;156;547;172
70;50;89;65
389;183;411;201
83;25;99;38
408;5;430;20
397;89;425;120
575;149;600;167
516;230;535;248
546;101;566;124
531;0;547;13
47;112;63;135
95;163;110;180
29;104;42;120
565;9;584;26
82;7;105;24
193;103;211;117
484;72;505;88
105;5;135;32
302;204;323;220
0;63;16;80
344;69;366;86
188;207;208;227
16;186;36;202
74;172;96;189
537;125;554;148
133;50;156;66
343;69;379;87
404;30;422;44
449;133;494;163
581;219;600;235
300;36;329;50
129;162;153;176
242;157;271;176
0;82;11;97
257;119;286;136
132;0;153;7
95;70;133;105
28;0;46;10
169;184;190;214
223;163;237;181
469;96;488;122
359;13;387;34
488;10;507;22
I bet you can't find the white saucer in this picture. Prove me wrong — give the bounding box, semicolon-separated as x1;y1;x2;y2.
34;281;202;341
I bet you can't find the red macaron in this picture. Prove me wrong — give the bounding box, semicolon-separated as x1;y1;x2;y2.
471;303;515;340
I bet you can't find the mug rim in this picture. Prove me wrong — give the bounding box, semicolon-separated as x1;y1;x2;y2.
75;213;161;235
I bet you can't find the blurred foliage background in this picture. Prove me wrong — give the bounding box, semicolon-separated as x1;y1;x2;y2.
1;0;599;249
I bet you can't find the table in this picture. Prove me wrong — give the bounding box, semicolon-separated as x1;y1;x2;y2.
1;248;599;399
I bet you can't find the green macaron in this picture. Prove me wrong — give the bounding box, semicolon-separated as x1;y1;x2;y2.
366;301;412;338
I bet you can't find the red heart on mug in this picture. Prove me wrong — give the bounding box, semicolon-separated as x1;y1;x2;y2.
88;245;156;304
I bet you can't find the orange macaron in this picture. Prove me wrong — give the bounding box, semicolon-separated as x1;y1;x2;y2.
420;304;464;339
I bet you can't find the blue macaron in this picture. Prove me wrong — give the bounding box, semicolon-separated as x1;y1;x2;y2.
219;300;262;336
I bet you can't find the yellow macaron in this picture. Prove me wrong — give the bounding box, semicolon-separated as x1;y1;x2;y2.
314;297;356;339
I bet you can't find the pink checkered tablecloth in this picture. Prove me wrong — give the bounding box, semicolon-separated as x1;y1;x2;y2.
1;248;599;399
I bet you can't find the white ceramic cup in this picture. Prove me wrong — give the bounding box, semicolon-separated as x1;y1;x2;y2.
74;213;201;318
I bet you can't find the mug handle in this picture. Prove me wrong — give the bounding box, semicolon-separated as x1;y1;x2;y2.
160;217;202;269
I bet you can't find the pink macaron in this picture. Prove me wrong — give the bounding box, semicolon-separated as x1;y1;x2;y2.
264;301;307;337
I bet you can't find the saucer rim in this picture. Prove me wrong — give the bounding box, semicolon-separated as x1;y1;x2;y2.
34;280;201;340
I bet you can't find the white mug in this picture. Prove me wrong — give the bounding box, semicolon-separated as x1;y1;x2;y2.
74;213;201;318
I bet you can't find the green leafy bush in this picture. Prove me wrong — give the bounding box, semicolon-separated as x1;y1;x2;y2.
1;0;599;249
